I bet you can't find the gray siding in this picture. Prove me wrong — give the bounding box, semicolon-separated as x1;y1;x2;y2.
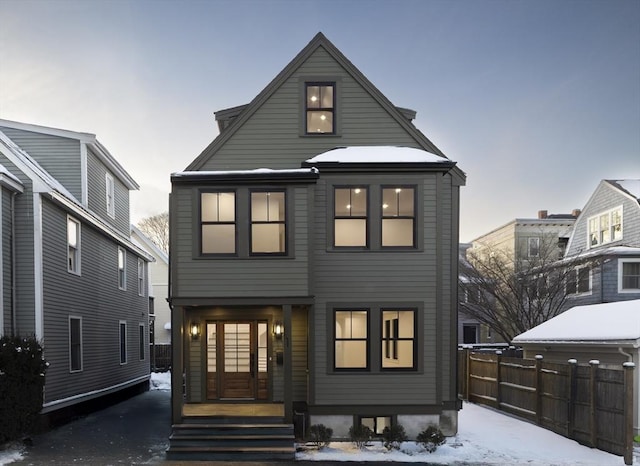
86;148;131;235
40;199;149;405
0;127;82;201
2;188;11;335
199;46;422;172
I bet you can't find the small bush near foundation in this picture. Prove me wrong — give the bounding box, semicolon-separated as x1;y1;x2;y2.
348;424;373;448
382;424;407;450
307;424;333;448
0;335;48;443
417;425;446;453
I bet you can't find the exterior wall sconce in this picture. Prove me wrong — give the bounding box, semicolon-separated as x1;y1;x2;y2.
274;321;283;339
190;322;200;340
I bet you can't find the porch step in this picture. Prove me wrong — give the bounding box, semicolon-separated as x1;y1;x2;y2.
166;418;295;461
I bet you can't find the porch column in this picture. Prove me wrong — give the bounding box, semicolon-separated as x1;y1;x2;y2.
284;304;293;423
171;305;184;424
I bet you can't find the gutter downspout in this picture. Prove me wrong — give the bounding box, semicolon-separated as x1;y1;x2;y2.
619;347;633;363
10;191;17;336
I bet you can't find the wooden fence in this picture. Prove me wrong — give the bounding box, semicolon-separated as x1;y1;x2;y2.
458;348;635;465
150;343;171;371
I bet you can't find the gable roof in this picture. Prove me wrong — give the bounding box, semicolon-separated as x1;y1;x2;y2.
187;32;448;171
513;299;640;345
0;119;139;190
131;224;168;264
605;179;640;203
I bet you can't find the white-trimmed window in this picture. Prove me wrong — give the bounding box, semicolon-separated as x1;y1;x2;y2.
105;173;115;218
67;217;81;274
201;191;236;254
334;310;368;370
381;187;415;247
528;237;540;257
588;206;622;248
69;316;83;372
619;259;640;293
118;247;126;290
119;321;127;364
139;323;145;361
137;259;145;296
567;266;591;295
334;187;368;247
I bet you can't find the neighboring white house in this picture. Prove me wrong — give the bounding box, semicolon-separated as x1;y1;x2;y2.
513;299;640;435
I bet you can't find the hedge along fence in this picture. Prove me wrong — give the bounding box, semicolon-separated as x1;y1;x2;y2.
0;335;48;443
458;348;635;465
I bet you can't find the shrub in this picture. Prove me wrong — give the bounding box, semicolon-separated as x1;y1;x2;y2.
348;423;372;448
381;424;407;450
0;335;48;443
307;424;333;448
417;425;446;453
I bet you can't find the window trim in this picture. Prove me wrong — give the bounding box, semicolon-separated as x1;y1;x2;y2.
118;247;126;291
359;415;393;436
119;320;127;365
333;309;370;372
618;258;640;293
528;237;540;257
199;190;237;256
69;316;83;373
380;309;417;371
333;186;369;249
304;81;336;135
139;323;145;361
137;258;145;296
105;173;115;218
249;189;288;256
67;216;81;275
587;206;623;249
381;186;416;249
566;265;592;297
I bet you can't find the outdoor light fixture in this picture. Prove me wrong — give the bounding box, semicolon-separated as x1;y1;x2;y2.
274;321;283;339
190;322;200;340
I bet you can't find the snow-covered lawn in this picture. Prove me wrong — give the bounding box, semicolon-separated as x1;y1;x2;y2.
296;402;633;465
150;370;171;391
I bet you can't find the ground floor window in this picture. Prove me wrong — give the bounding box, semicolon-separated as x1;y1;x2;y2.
381;310;416;370
334;310;368;370
360;416;392;435
69;316;82;372
463;324;479;344
119;321;127;364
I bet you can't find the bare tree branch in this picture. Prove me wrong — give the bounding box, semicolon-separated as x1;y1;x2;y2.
136;212;169;254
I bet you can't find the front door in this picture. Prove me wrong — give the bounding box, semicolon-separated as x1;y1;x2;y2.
206;321;268;400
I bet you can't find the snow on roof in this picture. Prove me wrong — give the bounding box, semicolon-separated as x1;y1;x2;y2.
172;167;318;178
561;245;640;263
305;146;449;164
513;299;640;344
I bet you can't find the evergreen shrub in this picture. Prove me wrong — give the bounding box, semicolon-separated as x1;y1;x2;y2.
417;425;446;453
0;335;47;443
307;424;333;448
381;423;407;450
348;423;372;448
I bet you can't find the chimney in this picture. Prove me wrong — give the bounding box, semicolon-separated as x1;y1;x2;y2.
572;209;581;218
538;210;548;219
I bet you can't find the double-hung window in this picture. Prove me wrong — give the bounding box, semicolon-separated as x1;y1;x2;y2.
588;207;623;247
251;191;286;254
119;321;127;365
567;266;591;295
118;247;126;290
68;217;81;274
528;237;540;257
334;187;367;247
381;310;416;370
105;173;115;218
382;187;415;247
619;259;640;293
334;310;368;370
69;316;82;372
306;83;335;134
201;191;236;254
139;323;145;361
137;259;145;296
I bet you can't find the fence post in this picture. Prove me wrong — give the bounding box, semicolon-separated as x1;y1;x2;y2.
567;359;577;439
623;362;635;466
495;350;503;410
465;347;471;402
535;354;543;426
589;359;600;448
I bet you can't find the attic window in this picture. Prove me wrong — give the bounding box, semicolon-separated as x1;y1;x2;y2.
306;83;335;134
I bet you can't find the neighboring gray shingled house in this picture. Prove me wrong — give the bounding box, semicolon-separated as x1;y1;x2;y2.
0;119;152;418
168;33;465;460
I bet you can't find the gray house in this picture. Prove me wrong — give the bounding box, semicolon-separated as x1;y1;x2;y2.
0;119;152;419
560;180;640;309
168;33;465;460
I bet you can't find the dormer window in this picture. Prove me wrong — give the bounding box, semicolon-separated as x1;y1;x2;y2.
306;83;335;134
588;206;622;248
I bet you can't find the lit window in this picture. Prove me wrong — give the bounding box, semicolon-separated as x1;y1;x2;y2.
201;192;236;254
588;207;622;248
382;187;415;247
68;217;81;274
105;173;115;218
251;191;286;254
306;83;335;134
335;310;368;370
361;416;392;436
69;317;82;372
334;187;367;247
619;259;640;292
118;247;126;290
381;310;415;370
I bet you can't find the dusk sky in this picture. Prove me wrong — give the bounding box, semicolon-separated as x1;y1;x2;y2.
1;0;638;242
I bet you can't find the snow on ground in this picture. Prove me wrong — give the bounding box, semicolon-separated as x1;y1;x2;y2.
0;448;22;466
297;402;631;465
150;370;171;391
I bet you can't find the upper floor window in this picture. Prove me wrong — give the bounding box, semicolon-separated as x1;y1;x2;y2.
68;217;81;274
382;187;415;247
334;310;368;370
105;173;115;218
334;187;368;247
69;316;83;372
201;191;236;254
619;259;640;293
251;191;286;254
567;265;591;295
118;247;126;290
139;323;145;361
588;206;622;248
528;237;540;257
138;259;145;296
306;83;335;134
381;310;416;370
